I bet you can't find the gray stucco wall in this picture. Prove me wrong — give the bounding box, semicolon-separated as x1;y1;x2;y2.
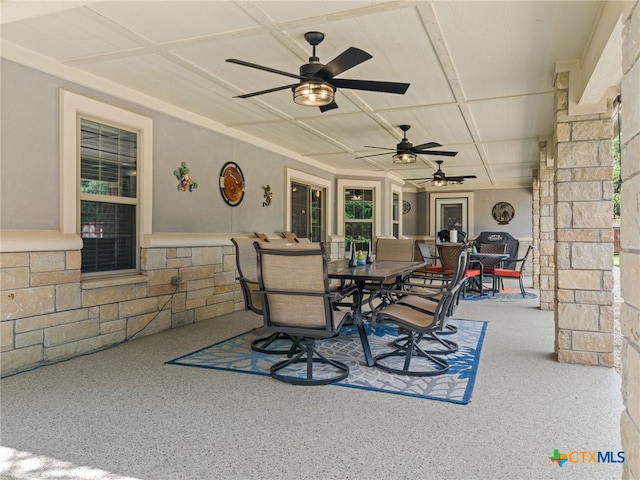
472;187;532;238
402;187;532;239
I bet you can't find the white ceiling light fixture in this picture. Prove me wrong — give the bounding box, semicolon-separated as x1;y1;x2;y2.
293;81;335;107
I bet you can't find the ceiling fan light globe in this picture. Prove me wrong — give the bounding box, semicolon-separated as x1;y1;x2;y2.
293;82;335;106
392;152;416;164
432;178;448;187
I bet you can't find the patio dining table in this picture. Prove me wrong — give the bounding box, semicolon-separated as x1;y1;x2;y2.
327;259;427;367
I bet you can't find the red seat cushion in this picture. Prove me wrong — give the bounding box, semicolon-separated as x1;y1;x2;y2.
425;266;443;272
465;269;481;278
494;268;520;278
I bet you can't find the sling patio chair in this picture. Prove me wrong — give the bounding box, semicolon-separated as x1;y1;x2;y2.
475;243;507;296
364;238;416;311
389;243;472;355
370;283;461;377
231;237;299;355
493;245;533;297
255;241;359;385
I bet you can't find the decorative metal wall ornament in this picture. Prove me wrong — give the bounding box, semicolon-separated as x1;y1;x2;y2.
492;201;515;225
402;200;411;214
262;185;272;207
173;161;198;192
219;161;245;206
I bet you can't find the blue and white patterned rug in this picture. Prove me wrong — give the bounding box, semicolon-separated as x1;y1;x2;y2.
166;319;487;405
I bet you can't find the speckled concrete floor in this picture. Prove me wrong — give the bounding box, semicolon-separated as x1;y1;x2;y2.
0;290;624;480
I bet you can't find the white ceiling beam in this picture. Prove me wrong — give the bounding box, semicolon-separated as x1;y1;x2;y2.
415;2;497;185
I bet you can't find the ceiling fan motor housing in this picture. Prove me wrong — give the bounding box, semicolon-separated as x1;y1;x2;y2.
299;62;324;78
397;139;413;152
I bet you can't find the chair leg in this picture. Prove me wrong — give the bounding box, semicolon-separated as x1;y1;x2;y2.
270;339;349;386
393;331;458;354
251;332;301;355
519;277;526;297
375;333;449;377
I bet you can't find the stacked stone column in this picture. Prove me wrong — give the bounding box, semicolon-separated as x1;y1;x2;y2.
537;140;555;310
553;71;614;366
620;2;640;478
531;168;540;289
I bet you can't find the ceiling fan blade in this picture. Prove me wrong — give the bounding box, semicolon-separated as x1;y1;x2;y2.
330;78;410;95
319;101;339;112
446;175;477;181
413;150;458;157
226;59;303;80
355;151;395;159
411;142;441;150
234;84;298;99
314;47;372;80
363;146;396;151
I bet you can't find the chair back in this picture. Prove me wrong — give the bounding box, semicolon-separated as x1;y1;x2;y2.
478;243;506;268
375;238;416;261
415;241;435;266
437;243;460;271
231;237;263;314
451;244;471;287
518;245;533;274
474;231;519;269
255;242;337;334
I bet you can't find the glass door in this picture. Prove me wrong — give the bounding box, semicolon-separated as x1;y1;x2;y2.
291;181;324;242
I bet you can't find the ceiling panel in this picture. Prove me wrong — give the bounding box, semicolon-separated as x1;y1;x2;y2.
435;1;602;100
233;120;347;155
283;6;456;108
469;93;554;142
87;2;257;44
375;105;474;147
482;139;541;166
78;53;278;125
1;7;142;61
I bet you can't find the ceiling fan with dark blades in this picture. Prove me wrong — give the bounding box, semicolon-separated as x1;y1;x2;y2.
355;125;458;162
226;31;409;112
407;160;477;186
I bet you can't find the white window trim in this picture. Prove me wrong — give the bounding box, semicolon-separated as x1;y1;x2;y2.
391;183;403;237
285;168;332;237
429;192;474;237
336;179;382;238
61;90;153;239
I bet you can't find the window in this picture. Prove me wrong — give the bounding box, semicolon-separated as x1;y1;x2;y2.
344;188;373;249
285;168;331;242
80;119;138;273
61;90;152;277
336;179;381;249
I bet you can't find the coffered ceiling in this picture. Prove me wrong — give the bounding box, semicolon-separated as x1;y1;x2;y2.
0;1;625;190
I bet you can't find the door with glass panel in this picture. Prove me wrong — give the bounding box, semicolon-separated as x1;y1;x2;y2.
290;181;324;242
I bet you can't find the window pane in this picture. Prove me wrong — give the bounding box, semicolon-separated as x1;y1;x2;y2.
80;119;137;198
80;201;136;273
